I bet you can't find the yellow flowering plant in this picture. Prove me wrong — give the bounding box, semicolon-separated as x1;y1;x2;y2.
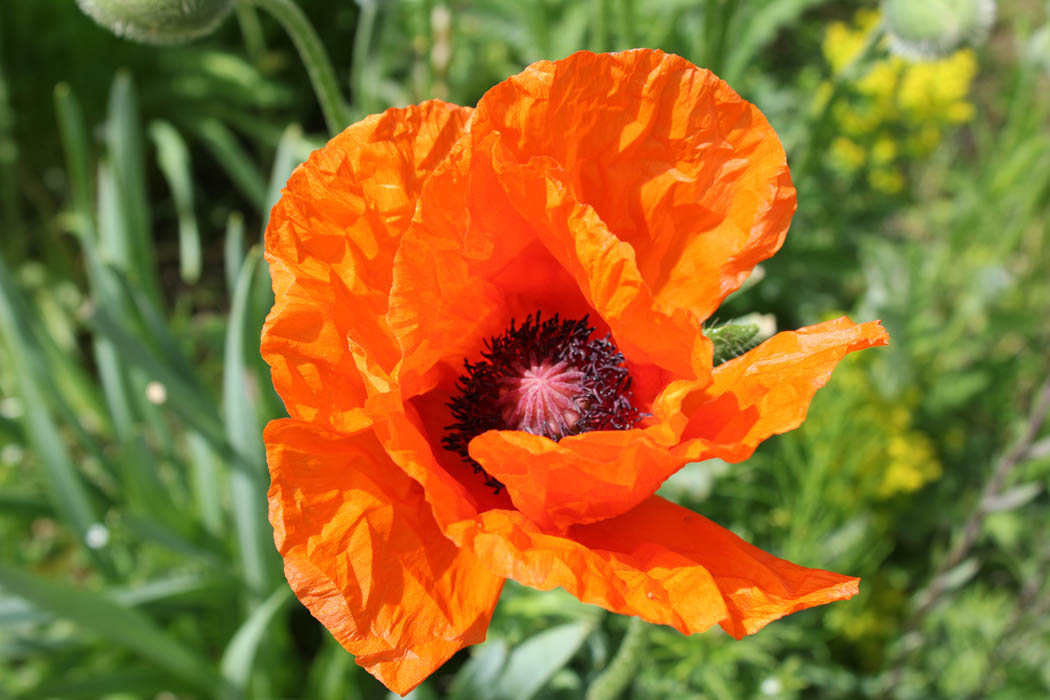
818;10;978;193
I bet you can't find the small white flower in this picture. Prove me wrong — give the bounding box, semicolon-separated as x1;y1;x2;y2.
85;523;110;549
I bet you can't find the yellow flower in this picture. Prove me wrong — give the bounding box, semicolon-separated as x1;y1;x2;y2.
871;137;898;164
897;49;978;122
824;9;882;74
869;168;906;194
831;136;867;171
819;10;978;188
878;432;941;497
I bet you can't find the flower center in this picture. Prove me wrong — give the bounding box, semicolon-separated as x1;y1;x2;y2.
496;359;585;439
442;313;642;492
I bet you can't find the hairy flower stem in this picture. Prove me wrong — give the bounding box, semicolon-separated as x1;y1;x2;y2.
585;616;648;700
238;0;351;136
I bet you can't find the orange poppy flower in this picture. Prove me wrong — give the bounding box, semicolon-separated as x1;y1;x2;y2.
262;49;888;695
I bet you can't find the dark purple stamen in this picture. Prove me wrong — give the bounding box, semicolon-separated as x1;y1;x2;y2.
443;313;643;492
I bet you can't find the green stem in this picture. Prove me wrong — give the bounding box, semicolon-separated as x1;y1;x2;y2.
618;0;638;47
352;0;381;117
235;3;267;65
239;0;350;136
592;0;611;52
585;616;648;700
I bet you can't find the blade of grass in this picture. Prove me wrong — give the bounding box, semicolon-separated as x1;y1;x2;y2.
0;565;234;699
220;585;293;690
150;120;202;284
193;119;268;211
187;430;226;536
263;123;305;223
18;668;170;700
722;0;830;84
0;255;112;575
0;45;22;256
84;302;227;450
225;247;278;600
54;83;96;244
225;211;246;297
105;71;162;307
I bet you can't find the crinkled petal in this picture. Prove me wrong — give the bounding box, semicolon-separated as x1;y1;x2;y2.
679;317;890;461
388;135;601;399
573;497;860;637
468;428;686;532
480;132;709;378
445;508;729;635
266;419;503;695
445;496;856;637
471;49;796;323
263;101;473;431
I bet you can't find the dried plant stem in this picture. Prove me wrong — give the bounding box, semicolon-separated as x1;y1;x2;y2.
884;373;1050;695
238;0;351;136
965;537;1050;699
585;615;648;700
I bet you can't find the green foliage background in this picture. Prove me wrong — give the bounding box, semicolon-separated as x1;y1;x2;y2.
1;0;1049;698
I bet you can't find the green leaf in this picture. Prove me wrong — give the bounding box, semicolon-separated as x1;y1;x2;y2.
0;565;233;698
53;83;96;244
18;667;168;700
224;247;277;598
105;71;161;306
225;211;246;297
489;622;593;700
723;0;831;84
449;640;509;700
220;585;293;689
150;120;202;283
264;123;306;223
194;118;268;210
0;256;105;565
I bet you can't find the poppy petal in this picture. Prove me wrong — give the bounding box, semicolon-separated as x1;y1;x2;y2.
266;419;504;695
480;132;709;378
679;317;890;461
468;428;687;532
572;496;859;638
445;507;729;635
388;135;601;398
445;496;856;638
471;49;796;324
263;100;473;430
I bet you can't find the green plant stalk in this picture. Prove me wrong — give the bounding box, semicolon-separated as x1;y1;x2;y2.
239;0;350;135
235;3;267;65
618;0;638;47
585;616;648;700
592;0;611;52
352;0;381;117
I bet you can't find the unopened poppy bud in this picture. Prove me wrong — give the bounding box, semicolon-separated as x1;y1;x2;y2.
76;0;233;44
881;0;996;60
709;322;761;365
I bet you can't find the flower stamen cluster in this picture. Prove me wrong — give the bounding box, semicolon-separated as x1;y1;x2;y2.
443;313;642;490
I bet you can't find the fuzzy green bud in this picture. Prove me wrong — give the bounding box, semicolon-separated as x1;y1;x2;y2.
709;323;760;366
77;0;233;44
881;0;996;60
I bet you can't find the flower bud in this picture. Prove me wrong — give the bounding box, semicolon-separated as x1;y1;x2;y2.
77;0;233;44
709;322;761;365
881;0;996;60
